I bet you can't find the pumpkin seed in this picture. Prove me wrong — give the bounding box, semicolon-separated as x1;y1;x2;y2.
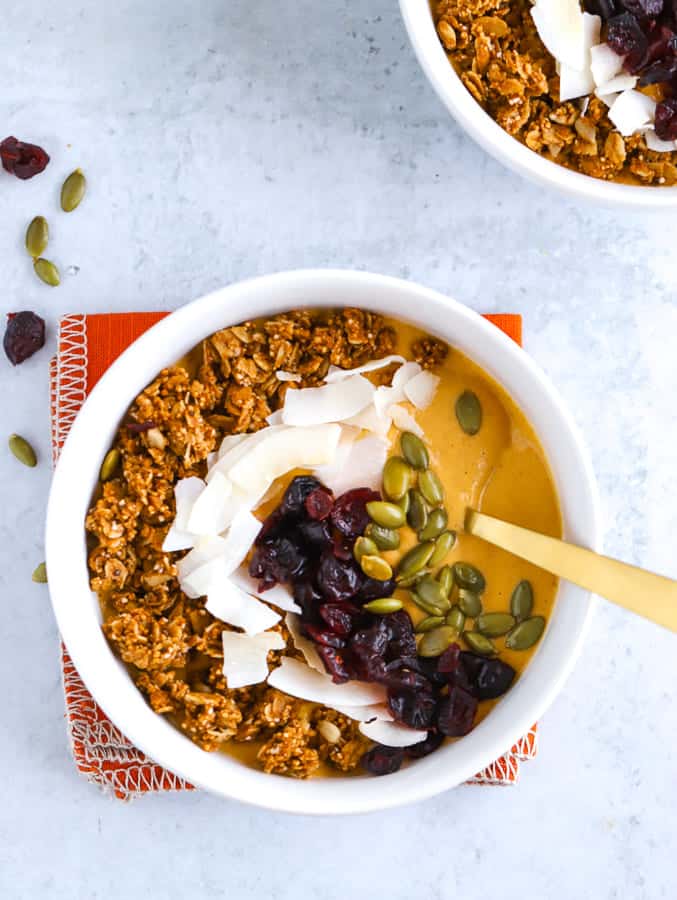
458;588;482;618
452;561;486;594
415;576;451;613
510;580;534;621
415;615;445;633
32;562;48;584
61;168;87;212
396;492;410;515
360;554;393;581
397;541;435;580
400;431;429;470
100;447;121;482
455;390;482;435
505;616;545;650
365;523;400;551
437;565;454;597
317;719;341;743
462;631;496;656
410;591;446;616
418;625;457;657
407;489;428;532
9;433;37;467
25;216;49;257
353;536;378;563
366;500;406;529
382;456;412;501
446;605;466;632
418;469;444;506
476;612;516;637
363;597;403;614
418;507;448;541
429;530;456;567
397;567;432;588
33;257;60;286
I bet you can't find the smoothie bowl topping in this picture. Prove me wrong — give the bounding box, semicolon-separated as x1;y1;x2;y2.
85;308;560;778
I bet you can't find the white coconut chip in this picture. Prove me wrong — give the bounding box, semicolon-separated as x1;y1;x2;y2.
643;129;677;152
390;404;425;438
217;432;248;460
267;657;387;706
285;613;326;673
608;90;656;136
373;361;422;417
343;404;392;437
314;434;389;495
590;42;624;87
186;471;233;535
403;370;440;410
206;579;281;635
206;426;284;483
323;355;406;383
359;719;428;748
531;0;587;72
231;568;301;614
162;476;205;552
280;375;375;426
275;370;302;382
176;535;228;582
595;91;620;107
179;510;261;598
265;409;284;426
595;73;638;95
332;703;394;723
558;13;600;102
221;630;286;689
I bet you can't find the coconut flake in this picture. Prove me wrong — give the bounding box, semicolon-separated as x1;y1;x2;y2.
281;376;375;426
343;404;392;437
186;471;233;535
359;719;428;747
390;404;424;438
206;579;281;634
221;630;286;688
231;568;301;613
179;510;261;597
596;73;638;95
285;613;326;673
314;434;388;495
265;409;284;426
207;427;284;483
608;90;656;136
332;703;394;723
324;355;406;383
217;433;248;460
276;370;302;383
643;128;677;152
590;42;624;87
267;657;387;706
373;361;422;417
558;13;600;101
162;477;205;552
595;91;620;107
531;0;587;72
403;370;440;410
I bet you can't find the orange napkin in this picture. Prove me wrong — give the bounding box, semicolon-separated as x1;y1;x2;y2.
50;311;536;800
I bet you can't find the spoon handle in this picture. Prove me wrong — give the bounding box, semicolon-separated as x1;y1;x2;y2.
465;510;677;633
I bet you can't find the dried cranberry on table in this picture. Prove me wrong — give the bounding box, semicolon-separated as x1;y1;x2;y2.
0;136;50;179
3;311;46;365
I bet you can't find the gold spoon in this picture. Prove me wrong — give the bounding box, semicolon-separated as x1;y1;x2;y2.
465;509;677;633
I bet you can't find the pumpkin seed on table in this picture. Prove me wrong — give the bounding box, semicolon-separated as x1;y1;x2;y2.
365;523;400;551
382;456;412;501
476;612;516;637
505;616;545;650
9;433;37;467
418;625;458;658
366;500;405;529
25;216;49;258
353;536;378;563
457;588;482;618
418;507;448;542
360;554;393;581
415;576;451;613
418;469;444;506
463;631;496;656
363;597;403;614
429;530;456;567
510;580;534;621
99;447;121;482
397;541;435;580
445;605;466;633
33;257;60;286
32;562;48;584
455;390;482;436
400;431;429;470
407;489;428;532
437;565;454;597
452;561;486;594
61;168;87;212
415;615;445;633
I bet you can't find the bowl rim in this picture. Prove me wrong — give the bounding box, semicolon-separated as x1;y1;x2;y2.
399;0;677;208
46;269;601;814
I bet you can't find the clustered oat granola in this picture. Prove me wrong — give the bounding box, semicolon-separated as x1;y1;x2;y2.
432;0;677;185
86;309;446;777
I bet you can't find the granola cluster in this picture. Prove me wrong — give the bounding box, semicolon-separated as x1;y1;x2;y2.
86;308;405;777
433;0;677;185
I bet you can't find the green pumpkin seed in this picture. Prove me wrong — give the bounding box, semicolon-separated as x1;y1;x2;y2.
100;447;121;482
396;492;410;515
505;616;545;651
366;500;406;529
365;523;400;551
61;168;87;212
397;568;431;588
397;541;435;580
415;576;451;613
415;615;445;633
510;580;534;621
9;433;37;467
25;216;49;258
437;565;454;597
463;631;496;656
476;612;516;637
455;390;482;436
353;536;378;563
407;489;428;532
429;530;456;567
410;591;446;616
452;561;486;594
400;431;429;470
418;625;457;658
457;588;482;618
382;456;412;501
418;507;448;542
32;562;48;583
445;605;466;632
363;597;403;614
360;554;393;581
33;257;60;286
418;469;444;506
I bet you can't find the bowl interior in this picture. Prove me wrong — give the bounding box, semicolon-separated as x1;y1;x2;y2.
399;0;677;208
46;270;600;814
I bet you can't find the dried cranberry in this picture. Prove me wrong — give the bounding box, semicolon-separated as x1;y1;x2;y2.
316;645;351;683
621;0;663;16
351;652;387;682
384;610;417;659
655;97;677;138
297;517;332;549
388;688;437;730
303;623;346;649
331;532;354;560
361;745;404;776
437;644;461;674
459;653;515;700
383;659;430;693
351;621;390;658
0;136;50;179
304;486;334;520
406;731;444;759
318;603;358;636
356;574;398;603
607;13;649;72
437;686;478;737
126;419;156;433
330;487;380;538
292;577;323;620
3;311;46;365
249;536;307;589
280;475;325;518
316;551;362;602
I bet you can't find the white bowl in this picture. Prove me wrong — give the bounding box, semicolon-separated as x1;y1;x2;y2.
400;0;677;208
46;269;600;814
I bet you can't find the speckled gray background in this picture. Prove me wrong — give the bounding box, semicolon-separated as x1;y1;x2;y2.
1;2;675;898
